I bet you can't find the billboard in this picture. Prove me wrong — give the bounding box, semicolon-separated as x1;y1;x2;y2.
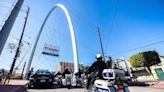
42;43;59;56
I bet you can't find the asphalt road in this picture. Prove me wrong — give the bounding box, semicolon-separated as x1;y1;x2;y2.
128;87;164;92
28;87;164;92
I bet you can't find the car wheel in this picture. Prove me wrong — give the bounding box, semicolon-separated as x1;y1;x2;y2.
49;83;53;88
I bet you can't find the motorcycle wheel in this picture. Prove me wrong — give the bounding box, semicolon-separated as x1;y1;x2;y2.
67;85;71;89
91;85;96;92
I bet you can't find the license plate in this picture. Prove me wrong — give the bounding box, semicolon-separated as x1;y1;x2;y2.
96;87;109;92
66;81;71;85
40;79;46;82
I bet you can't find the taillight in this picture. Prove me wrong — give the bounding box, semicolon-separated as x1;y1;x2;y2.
116;85;124;90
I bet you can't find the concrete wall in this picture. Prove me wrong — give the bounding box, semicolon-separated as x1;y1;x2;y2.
134;70;154;81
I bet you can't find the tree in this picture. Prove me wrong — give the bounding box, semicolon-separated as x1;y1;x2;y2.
129;51;161;77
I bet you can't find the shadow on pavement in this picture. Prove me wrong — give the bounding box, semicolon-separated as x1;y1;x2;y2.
0;84;27;92
28;84;85;90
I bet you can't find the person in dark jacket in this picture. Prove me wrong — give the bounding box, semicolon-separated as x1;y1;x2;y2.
55;71;62;77
87;53;106;79
62;68;71;78
75;69;83;78
85;53;106;89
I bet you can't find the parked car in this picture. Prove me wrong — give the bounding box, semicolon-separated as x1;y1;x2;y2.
28;69;54;88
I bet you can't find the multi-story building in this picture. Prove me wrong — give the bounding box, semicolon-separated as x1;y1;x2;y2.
56;61;84;73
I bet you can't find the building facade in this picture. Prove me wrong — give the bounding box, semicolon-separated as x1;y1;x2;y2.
56;61;84;73
150;56;164;80
129;56;164;81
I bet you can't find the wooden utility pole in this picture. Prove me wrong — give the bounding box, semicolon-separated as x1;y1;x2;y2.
20;62;26;79
97;27;105;61
4;7;30;84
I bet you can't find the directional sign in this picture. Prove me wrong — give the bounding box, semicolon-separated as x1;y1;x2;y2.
42;43;59;56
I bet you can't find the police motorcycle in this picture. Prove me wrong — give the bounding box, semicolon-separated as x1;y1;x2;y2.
62;74;72;89
75;74;85;87
55;75;62;86
90;69;130;92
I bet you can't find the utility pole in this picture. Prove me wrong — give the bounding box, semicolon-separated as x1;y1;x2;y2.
0;0;24;54
20;62;26;79
124;59;130;75
97;27;105;61
4;7;30;84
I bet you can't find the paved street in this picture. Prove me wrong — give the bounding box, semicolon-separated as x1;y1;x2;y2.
28;87;164;92
129;87;164;92
28;88;86;92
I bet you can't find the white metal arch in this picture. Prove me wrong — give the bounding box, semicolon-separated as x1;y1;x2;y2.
25;3;79;79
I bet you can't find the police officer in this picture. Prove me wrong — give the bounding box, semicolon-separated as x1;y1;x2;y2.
75;69;83;78
62;68;71;78
87;53;106;78
55;71;62;77
85;53;106;89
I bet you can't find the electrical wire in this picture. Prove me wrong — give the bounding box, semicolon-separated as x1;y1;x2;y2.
105;0;119;52
23;0;100;68
15;44;30;69
114;39;164;56
65;0;97;30
50;0;97;32
0;0;27;31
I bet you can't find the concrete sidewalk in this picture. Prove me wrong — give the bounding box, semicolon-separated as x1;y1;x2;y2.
7;79;29;86
0;79;29;92
146;81;164;88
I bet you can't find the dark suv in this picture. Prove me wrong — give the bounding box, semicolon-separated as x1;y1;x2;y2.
28;69;54;88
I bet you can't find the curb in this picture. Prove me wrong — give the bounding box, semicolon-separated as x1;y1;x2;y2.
147;86;164;89
147;82;164;89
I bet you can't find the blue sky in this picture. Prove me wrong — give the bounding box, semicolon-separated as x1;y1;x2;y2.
0;0;164;72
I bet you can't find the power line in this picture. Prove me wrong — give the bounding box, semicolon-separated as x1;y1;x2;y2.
0;0;28;8
0;13;25;19
0;4;14;30
125;35;164;50
28;0;100;65
15;44;30;70
65;0;97;29
114;39;164;56
0;0;12;3
28;14;65;37
105;0;119;52
0;5;27;12
50;0;97;31
0;0;27;31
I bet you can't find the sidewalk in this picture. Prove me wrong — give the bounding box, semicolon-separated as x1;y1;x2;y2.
126;80;164;88
0;79;29;92
7;79;29;86
146;81;164;88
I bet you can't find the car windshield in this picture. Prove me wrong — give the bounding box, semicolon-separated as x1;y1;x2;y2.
35;70;50;75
